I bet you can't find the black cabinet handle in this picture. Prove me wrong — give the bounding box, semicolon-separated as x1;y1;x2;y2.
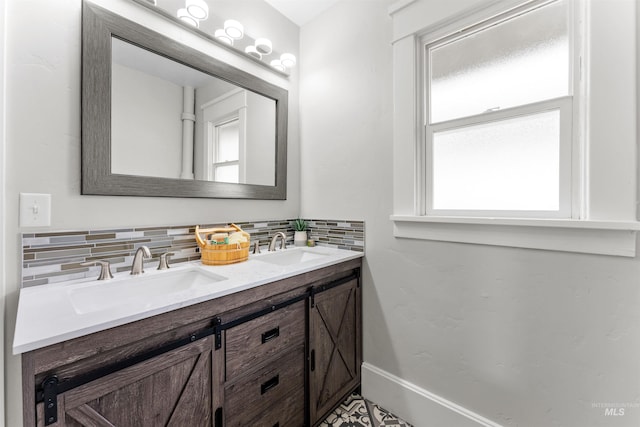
273;424;279;427
261;375;280;395
261;326;280;344
310;349;315;372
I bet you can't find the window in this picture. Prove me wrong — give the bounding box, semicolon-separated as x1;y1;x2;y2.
423;0;574;218
211;118;240;183
390;0;640;256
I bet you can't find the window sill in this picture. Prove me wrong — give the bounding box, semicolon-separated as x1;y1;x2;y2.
390;215;640;257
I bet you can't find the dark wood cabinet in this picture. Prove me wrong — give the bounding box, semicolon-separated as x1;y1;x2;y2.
309;278;362;426
221;300;306;426
23;258;362;427
224;345;305;426
224;300;306;382
37;336;214;427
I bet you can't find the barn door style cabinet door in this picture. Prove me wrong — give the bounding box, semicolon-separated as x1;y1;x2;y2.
308;275;362;426
36;336;214;427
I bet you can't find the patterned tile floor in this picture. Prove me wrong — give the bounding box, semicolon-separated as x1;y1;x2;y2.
321;394;413;427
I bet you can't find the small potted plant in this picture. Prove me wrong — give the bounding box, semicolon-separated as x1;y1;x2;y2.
293;218;308;247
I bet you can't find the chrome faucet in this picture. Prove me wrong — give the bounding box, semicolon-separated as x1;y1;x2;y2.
130;246;151;275
268;232;287;252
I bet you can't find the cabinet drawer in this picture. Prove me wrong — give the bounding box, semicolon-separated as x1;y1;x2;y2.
225;300;305;381
224;346;305;427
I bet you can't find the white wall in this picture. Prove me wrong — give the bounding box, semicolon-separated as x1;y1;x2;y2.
3;0;299;425
245;91;276;185
300;1;640;427
0;0;6;424
111;63;184;179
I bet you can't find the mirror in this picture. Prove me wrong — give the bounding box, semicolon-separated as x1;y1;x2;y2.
111;38;276;185
82;1;287;199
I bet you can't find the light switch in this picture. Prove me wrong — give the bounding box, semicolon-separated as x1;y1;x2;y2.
20;193;51;227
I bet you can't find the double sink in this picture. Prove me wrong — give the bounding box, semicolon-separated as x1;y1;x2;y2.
14;244;362;354
68;247;330;315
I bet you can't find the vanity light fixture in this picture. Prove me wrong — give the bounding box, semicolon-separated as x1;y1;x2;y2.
270;59;286;72
245;45;262;60
280;53;297;68
214;29;233;45
185;0;209;20
224;20;244;40
172;4;292;73
177;8;199;27
255;38;273;55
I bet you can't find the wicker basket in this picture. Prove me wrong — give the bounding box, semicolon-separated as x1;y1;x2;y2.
195;224;250;266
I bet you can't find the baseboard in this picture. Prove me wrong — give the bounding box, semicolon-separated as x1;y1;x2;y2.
361;362;503;427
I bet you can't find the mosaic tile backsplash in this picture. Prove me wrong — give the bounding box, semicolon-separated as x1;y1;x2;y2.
21;219;364;288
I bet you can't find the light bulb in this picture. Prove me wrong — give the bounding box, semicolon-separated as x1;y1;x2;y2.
270;59;286;72
245;45;262;60
186;0;209;20
255;38;273;55
224;20;244;40
280;53;296;68
177;8;199;27
215;29;233;45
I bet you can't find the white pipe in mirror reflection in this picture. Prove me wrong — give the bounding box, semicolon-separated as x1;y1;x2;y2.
181;86;196;180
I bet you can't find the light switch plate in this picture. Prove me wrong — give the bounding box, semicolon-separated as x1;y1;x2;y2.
20;193;51;227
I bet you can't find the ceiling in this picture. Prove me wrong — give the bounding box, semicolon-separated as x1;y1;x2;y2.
264;0;341;26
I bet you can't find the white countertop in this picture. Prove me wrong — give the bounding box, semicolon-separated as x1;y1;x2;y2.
13;246;363;354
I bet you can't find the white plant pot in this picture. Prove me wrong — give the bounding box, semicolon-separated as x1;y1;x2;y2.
294;231;308;247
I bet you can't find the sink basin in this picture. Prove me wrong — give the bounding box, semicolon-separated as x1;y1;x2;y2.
255;248;330;266
68;268;226;314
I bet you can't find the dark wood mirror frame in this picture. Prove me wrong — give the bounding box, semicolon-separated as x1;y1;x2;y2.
82;1;288;199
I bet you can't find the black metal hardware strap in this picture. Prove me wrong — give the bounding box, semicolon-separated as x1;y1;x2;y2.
221;293;308;331
309;272;358;308
42;376;58;425
36;323;217;405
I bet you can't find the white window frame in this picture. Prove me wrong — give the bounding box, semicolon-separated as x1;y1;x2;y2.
389;0;640;257
201;88;247;184
210;116;242;183
420;0;577;219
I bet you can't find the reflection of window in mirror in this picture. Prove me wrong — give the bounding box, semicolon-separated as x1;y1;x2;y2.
212;118;241;183
201;88;248;183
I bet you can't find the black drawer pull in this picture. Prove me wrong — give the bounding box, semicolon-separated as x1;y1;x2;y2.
273;424;279;427
310;349;315;372
261;375;280;395
261;327;280;344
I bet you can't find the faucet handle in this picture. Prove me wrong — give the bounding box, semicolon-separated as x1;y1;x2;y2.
252;241;261;254
157;252;174;270
81;260;114;281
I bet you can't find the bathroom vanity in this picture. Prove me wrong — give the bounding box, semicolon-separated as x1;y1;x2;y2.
15;247;362;426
